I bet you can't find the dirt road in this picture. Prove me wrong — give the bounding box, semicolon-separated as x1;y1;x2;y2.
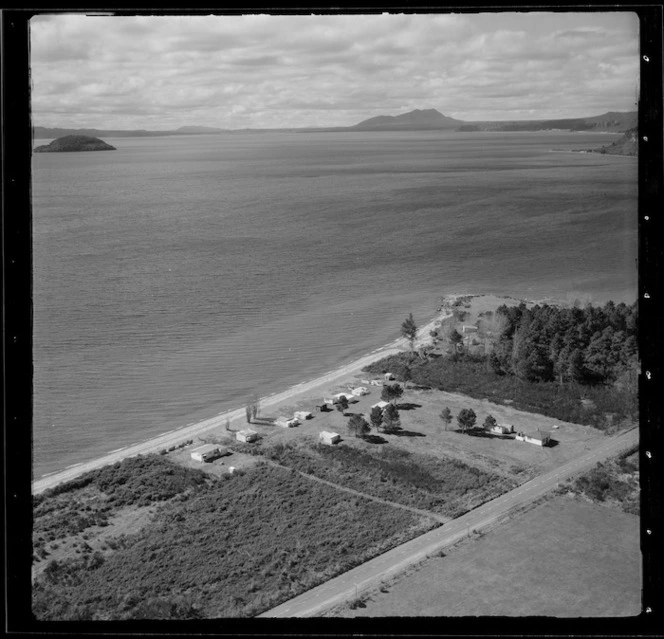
258;427;638;618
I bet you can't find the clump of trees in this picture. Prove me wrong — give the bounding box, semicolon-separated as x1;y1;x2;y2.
347;415;371;439
336;395;349;415
245;395;260;423
439;407;452;431
370;406;385;432
363;299;638;431
382;403;401;434
381;383;404;405
483;414;497;430
401;313;418;350
489;301;638;387
457;408;477;434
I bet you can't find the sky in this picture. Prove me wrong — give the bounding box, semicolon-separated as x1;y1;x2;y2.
29;11;640;130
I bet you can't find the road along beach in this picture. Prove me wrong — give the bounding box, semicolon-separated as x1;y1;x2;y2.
32;310;449;495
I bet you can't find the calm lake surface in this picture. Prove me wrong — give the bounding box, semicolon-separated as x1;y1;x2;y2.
31;130;637;477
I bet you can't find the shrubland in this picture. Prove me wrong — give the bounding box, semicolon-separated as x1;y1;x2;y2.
559;451;639;514
32;463;431;620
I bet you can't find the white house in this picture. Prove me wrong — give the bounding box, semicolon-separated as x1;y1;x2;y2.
515;430;551;446
333;392;357;403
190;444;224;463
370;380;383;386
371;400;390;412
462;325;478;333
351;387;368;396
384;372;395;380
319;431;341;445
276;417;300;428
489;423;515;435
294;411;312;421
236;429;258;443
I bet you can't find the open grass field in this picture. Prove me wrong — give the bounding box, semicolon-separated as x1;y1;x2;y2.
328;495;641;618
215;379;608;484
32;462;435;620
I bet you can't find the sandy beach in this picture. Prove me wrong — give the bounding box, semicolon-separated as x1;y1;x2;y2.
32;307;453;495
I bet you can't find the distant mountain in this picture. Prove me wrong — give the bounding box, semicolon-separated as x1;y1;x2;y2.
34;135;116;153
457;111;637;133
352;108;463;130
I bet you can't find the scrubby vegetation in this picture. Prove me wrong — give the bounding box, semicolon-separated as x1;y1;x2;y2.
33;455;210;557
559;451;639;515
262;441;514;518
32;465;430;620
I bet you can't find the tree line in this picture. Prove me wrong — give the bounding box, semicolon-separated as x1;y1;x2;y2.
489;300;638;388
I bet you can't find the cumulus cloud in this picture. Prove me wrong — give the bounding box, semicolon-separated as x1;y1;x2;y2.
29;11;639;129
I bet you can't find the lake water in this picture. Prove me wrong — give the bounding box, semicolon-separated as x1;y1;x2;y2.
31;130;638;477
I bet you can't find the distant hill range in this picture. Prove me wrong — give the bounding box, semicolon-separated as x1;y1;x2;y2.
33;125;229;139
34;109;637;139
456;110;637;133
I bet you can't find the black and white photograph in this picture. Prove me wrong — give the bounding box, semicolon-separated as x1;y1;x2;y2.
12;6;657;627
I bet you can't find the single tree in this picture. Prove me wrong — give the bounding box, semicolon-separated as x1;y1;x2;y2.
382;403;401;434
457;408;477;434
336;395;349;415
381;383;403;405
370;406;384;432
401;313;418;350
483;414;498;431
250;394;260;421
245;404;252;424
347;414;371;439
225;418;232;432
439;407;452;431
401;364;412;390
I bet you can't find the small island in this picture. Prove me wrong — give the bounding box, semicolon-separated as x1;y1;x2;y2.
34;134;116;153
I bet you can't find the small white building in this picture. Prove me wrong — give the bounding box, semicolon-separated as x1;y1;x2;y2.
276;417;300;428
319;431;341;445
370;380;383;386
371;400;390;412
462;325;478;333
384;372;395;380
236;429;258;443
333;392;357;403
190;444;224;462
489;423;515;435
515;430;551;446
294;410;313;421
351;387;368;396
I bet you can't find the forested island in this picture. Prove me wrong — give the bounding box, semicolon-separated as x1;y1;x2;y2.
34;135;116;153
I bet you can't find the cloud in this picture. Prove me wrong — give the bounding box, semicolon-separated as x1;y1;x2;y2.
29;12;640;129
